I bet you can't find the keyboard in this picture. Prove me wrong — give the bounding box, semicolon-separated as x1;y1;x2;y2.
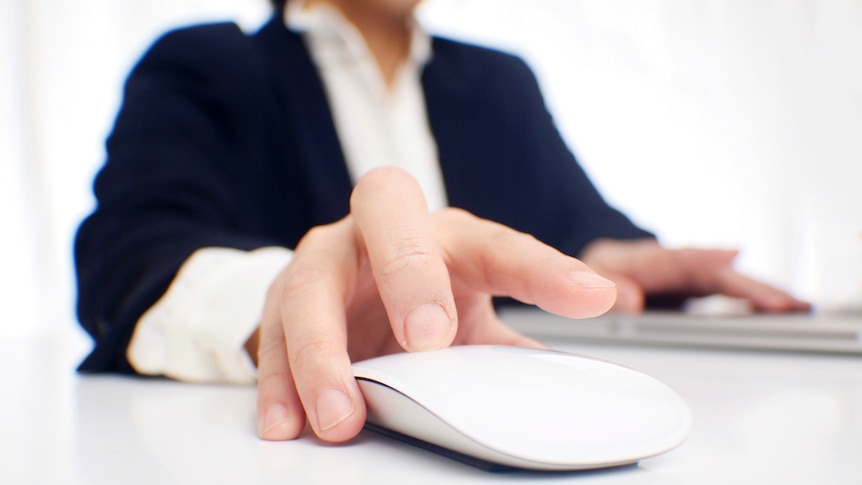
499;307;862;355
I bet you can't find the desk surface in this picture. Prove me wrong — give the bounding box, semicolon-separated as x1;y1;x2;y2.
3;322;861;485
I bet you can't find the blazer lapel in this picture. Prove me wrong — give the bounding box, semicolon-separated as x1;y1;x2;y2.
254;17;353;225
422;38;491;216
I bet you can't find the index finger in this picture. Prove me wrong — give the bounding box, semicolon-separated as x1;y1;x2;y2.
350;167;457;352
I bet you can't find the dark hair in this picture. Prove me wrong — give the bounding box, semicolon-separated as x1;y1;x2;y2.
270;0;286;8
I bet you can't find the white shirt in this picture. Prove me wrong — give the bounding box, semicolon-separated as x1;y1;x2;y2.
126;3;445;384
291;2;446;210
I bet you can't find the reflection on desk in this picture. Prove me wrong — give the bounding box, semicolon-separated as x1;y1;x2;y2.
3;321;861;485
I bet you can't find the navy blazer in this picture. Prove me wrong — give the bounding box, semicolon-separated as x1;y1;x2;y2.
75;15;652;373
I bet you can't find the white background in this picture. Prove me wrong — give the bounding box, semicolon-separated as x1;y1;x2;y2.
2;0;860;341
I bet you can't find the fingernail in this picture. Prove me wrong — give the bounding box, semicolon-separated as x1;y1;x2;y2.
315;388;355;432
570;271;616;288
261;402;290;438
404;302;453;351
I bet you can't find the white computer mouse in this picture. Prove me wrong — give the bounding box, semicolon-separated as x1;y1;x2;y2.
352;345;691;471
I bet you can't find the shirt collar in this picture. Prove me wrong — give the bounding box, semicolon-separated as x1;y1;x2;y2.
284;0;432;67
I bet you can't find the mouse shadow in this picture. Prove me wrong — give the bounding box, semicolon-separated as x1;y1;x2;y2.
362;423;642;478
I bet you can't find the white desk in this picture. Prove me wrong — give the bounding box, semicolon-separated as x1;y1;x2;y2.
3;323;861;485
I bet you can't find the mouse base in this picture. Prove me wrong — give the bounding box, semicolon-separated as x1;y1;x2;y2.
363;423;640;473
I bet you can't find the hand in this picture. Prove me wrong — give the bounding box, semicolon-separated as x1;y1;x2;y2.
579;238;811;313
250;167;618;443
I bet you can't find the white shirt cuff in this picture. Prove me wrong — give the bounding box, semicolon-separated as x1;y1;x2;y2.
127;246;292;384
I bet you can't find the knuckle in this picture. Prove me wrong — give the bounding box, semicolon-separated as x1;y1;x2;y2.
256;366;292;391
351;167;416;206
288;338;339;376
435;207;474;226
257;329;285;360
265;264;330;314
295;223;338;251
376;234;437;278
279;265;328;298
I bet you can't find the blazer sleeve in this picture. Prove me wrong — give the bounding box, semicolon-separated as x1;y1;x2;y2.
74;23;292;373
425;39;654;258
